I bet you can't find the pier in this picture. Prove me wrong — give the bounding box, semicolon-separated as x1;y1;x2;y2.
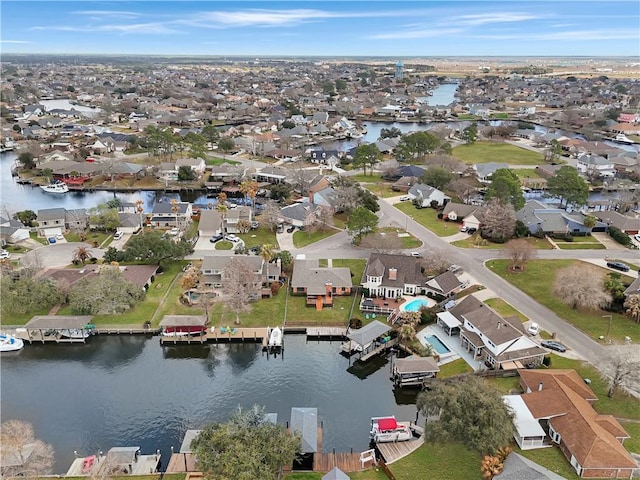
306;326;347;340
159;327;269;345
375;424;424;465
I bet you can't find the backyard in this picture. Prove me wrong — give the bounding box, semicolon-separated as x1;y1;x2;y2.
452;141;544;165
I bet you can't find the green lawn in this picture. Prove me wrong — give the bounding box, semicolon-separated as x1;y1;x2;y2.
293;228;338;248
452;235;553;250
555;242;605;250
215;241;234;250
390;442;481;480
365;227;422;249
394;203;458;237
487;259;640;343
238;226;278;249
484;298;528;322
514;169;543;180
285;471;387;480
452;141;544;165
206;157;240;166
437;358;473;377
517;445;580;479
332;259;367;286
350;174;388;183
29;232;48;245
364;183;399;198
620;422;640;454
485;376;522;394
5;244;30;253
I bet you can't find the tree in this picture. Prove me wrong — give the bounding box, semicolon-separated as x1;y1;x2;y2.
72;246;91;266
13;210;37;227
184;132;207;159
0;420;54;477
239;180;259;208
420;166;454;190
276;250;293;273
202;125;220;145
624;294;640;323
269;183;291;202
280;119;295;130
18;152;36;169
237;219;251;233
583;215;597;229
379;127;402;140
480;199;516;243
505;239;536;271
360;232;403;253
218;137;235;153
600;346;640;398
544;139;562;163
334;185;361;214
123;231;193;265
461;123;478;144
262;201;281;232
177;165;196;181
449;178;477;204
69;266;145;314
88;203;120;232
41;168;53;182
416;376;515;454
353;143;382;176
546;166;589;208
347;206;378;241
553;264;612;310
1;273;63;317
486;169;524;210
604;273;626;302
259;244;276;263
359;188;379;213
222;257;261;324
191;405;300;480
396;131;442;162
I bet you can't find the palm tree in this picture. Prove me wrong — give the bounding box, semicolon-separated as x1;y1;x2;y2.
216;194;228;235
624;294;640;323
72;246;91;266
397;324;416;346
135;199;145;229
260;243;275;263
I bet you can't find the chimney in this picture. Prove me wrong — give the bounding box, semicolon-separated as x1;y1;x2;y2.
538;382;543;391
388;268;397;281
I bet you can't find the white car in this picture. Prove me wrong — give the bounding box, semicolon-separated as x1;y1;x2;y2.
55;233;64;240
527;322;540;336
635;234;640;242
114;231;124;240
168;227;180;236
0;250;11;259
225;234;240;242
399;195;410;201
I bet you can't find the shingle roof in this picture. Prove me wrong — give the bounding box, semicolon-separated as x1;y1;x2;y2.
364;253;424;288
291;259;352;294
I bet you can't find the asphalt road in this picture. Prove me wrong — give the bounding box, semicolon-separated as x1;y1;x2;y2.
21;242;105;269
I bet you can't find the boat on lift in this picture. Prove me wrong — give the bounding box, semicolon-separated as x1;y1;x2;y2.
0;333;24;352
369;416;413;443
268;326;282;349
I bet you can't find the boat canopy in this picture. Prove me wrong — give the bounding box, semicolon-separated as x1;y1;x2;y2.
377;417;397;431
347;320;390;347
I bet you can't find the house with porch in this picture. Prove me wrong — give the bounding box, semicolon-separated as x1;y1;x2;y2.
407;184;450;208
291;259;352;310
175;158;206;177
515;369;635;478
447;296;545;370
225;206;252;233
361;253;425;299
149;202;192;229
200;255;280;298
474;163;510;183
254;166;287;184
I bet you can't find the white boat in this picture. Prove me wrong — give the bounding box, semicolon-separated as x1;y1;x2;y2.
59;328;92;339
40;181;69;194
370;416;413;443
614;133;635;145
0;333;24;352
268;327;282;348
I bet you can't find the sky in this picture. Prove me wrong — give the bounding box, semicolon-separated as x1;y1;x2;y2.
1;1;638;57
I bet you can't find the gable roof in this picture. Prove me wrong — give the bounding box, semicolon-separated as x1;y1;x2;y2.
494;452;566;480
291;259;352;294
442;202;479;218
290;407;318;453
364;253;424;287
425;271;464;296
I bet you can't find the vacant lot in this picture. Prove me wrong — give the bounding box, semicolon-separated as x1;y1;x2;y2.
452;141;544;165
394;203;458;237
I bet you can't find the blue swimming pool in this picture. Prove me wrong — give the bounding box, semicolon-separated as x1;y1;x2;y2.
424;335;451;355
402;298;430;312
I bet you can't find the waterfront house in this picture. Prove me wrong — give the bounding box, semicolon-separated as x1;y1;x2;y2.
361;253;425;298
149;202;192;229
225;206;252;233
595;211;640;235
407;184;450;208
201;255;280;295
473;163;510;183
198;210;223;238
576;154;615;178
175;158;206;176
516;200;604;235
291;259;352;310
515;369;635;478
36;208;88;237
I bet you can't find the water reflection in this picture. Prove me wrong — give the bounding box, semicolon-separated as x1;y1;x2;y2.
346;354;390;380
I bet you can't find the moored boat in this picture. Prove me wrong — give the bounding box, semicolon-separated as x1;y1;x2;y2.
59;328;92;339
370;416;413;443
40;181;69;194
613;133;635;145
268;326;282;349
0;333;24;352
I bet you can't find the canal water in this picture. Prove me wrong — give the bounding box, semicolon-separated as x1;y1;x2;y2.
0;335;418;473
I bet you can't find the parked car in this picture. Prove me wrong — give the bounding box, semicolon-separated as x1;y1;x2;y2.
250;245;261;254
0;249;11;259
55;233;64;240
225;234;240;243
634;234;640;242
540;340;567;352
606;261;630;272
114;231;124;240
276;224;284;234
168;227;180;236
251;221;260;230
287;225;295;233
527;322;540;336
459;226;468;233
467;228;477;235
399;195;410;201
209;234;223;243
48;237;56;244
411;252;422;257
447;264;462;273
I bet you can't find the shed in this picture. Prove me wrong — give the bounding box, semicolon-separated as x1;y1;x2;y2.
347;320;390;349
290;407;318;453
322;466;349;480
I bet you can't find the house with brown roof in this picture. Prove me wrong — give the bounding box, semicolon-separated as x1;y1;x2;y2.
361;253;425;298
595;211;640;235
291;259;353;310
514;369;635;478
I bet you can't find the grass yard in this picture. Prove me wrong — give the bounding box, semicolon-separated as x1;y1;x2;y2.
620;422;640;453
350;174;388;183
285;471;387;480
65;230;111;247
485;376;522;394
394;203;458;237
514;168;543;180
365;227;422;249
452;234;553;250
517;445;580;479
484;298;528;322
238;226;277;249
364;183;399;198
332;258;367;285
293;228;338;248
206;157;240;166
437;358;473;377
390;442;481;480
452;141;544;165
29;232;48;245
555;242;605;250
215;240;234;250
487;259;640;343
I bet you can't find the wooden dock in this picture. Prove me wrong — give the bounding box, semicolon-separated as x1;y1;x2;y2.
165;453;198;473
160;327;269;345
306;327;347;340
313;452;363;472
359;338;398;362
375;425;424;465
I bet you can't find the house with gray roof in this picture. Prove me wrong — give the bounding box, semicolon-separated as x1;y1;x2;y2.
201;255;280;296
474;162;510;183
150;202;192;228
291;259;352;310
442;202;482;230
279;202;326;228
517;200;603;235
198;210;223;237
225;206;252;233
36;208;87;237
362;253;425;298
407;183;450;208
0;216;30;245
425;271;465;297
595;211;640;234
254;166;287;184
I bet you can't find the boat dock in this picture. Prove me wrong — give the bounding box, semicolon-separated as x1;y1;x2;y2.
66;448;160;476
359;337;398;362
375;425;424;465
160;327;270;346
306;326;347;340
313;451;363;472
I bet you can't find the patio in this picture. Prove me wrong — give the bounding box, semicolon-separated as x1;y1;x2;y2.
418;324;483;372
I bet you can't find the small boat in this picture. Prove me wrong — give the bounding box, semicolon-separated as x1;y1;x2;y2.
40;181;69;194
0;333;24;352
162;326;207;336
370;416;413;443
613;133;635;145
59;328;92;339
268;327;282;349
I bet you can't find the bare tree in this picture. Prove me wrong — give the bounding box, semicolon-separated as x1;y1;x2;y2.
479;199;516;243
261;200;281;232
420;249;452;275
424;154;466;174
360;232;403;253
334;185;360;214
380;160;400;180
288;167;317;196
624;294;640;323
222;257;260;324
449;178;478;204
505;239;536;271
0;420;54;477
600;345;640;398
553;264;612;310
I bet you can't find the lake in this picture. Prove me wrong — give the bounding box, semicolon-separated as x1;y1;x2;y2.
0;335;419;473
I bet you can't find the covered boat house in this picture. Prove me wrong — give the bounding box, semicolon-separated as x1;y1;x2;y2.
290;407;319;470
392;357;440;387
23;315;94;343
343;320;393;361
159;315;208;344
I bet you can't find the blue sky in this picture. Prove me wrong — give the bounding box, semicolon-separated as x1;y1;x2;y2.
1;1;638;56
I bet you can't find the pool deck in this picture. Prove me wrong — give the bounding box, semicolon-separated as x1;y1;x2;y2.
400;295;437;312
418;325;481;371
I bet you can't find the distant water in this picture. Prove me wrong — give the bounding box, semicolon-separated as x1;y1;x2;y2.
40;99;101;115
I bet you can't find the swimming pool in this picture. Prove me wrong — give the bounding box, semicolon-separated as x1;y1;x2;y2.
402;298;430;312
424;335;451;355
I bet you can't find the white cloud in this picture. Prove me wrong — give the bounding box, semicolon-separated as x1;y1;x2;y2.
0;40;33;44
32;23;180;34
367;28;462;40
474;29;640;41
450;12;544;26
73;10;143;19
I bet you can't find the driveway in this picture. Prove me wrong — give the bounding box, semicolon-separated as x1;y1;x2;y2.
591;232;627;250
20;242;104;269
276;230;295;251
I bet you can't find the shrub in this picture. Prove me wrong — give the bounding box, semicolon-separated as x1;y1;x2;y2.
270;281;281;296
608;226;633;247
349;317;363;329
542;356;551;367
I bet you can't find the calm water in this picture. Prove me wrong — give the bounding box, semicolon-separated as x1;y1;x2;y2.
0;335;418;473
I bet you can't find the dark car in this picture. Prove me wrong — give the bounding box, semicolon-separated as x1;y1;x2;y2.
540;340;567;352
251;221;259;230
276;224;284;234
287;225;295;233
606;261;630;272
209;234;223;243
467;228;477;235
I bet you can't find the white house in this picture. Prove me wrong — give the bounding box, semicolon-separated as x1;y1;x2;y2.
361;253;425;298
175;158;206;176
575;155;615;178
407;184;450;208
441;203;482;230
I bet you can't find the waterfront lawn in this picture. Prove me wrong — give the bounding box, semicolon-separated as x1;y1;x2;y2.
487;259;640;343
350;173;388;183
390;442;481;480
238;225;278;249
484;298;528;322
452;141;544;165
437;358;473;378
394;203;457;237
293;227;338;248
